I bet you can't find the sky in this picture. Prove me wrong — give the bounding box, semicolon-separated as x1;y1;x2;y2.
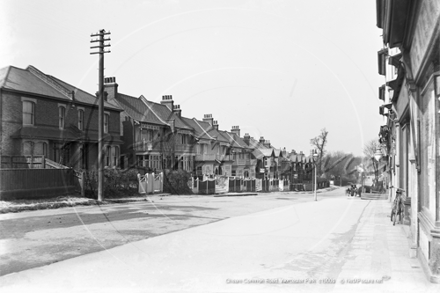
0;0;386;156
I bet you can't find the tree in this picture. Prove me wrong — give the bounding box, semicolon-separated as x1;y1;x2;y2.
322;151;362;184
363;139;380;182
310;128;328;176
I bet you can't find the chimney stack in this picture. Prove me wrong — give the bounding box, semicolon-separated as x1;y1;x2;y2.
231;126;240;137
259;136;265;144
243;133;250;146
161;95;174;111
104;77;118;102
264;140;271;148
213;120;219;130
203;114;214;126
173;104;182;117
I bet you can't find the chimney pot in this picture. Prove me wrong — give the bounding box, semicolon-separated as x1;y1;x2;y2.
161;95;174;110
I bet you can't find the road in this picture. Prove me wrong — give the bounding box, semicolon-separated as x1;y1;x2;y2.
1;188;437;293
0;189;338;276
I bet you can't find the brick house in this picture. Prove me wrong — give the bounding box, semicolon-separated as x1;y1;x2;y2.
104;78;196;172
224;126;256;177
0;65;122;170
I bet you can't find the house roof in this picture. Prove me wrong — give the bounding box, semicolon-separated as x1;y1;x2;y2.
115;93;167;126
247;137;262;149
207;128;230;144
49;75;121;111
223;132;250;149
141;97;193;131
188;119;230;144
0;65;120;111
180;117;213;140
273;149;284;158
252;148;275;160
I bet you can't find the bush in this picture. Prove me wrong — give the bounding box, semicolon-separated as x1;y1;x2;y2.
163;169;193;195
83;168;140;199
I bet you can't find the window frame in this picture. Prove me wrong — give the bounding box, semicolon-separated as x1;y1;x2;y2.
104;112;110;134
58;104;66;129
22;98;37;126
77;107;85;131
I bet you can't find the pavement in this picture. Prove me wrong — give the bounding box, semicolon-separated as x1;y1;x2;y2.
0;186;337;214
0;191;437;293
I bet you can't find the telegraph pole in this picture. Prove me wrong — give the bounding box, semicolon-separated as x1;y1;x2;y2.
90;29;111;202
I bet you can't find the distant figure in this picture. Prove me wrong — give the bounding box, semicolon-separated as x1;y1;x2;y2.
350;185;357;197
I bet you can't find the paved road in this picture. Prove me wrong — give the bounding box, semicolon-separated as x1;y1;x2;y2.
1;188;436;293
0;189;340;276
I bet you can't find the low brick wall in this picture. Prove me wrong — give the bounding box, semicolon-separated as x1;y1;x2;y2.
0;168;77;200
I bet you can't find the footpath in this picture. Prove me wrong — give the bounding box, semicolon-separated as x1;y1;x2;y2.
0;186;337;214
332;199;437;293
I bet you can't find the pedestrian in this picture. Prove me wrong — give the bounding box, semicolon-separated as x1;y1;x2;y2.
351;185;356;197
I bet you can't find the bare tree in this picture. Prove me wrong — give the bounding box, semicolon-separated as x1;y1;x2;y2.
363;139;380;182
310;128;328;176
161;131;177;170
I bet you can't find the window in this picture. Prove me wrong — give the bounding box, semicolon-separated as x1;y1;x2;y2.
22;141;34;155
78;109;84;130
181;134;188;144
151;155;160;171
59;106;66;129
42;142;48;157
113;147;119;167
106;145;111;166
104;113;109;133
23;101;35;125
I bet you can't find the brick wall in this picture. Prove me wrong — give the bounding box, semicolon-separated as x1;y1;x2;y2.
1;91;22;156
1;90;121;160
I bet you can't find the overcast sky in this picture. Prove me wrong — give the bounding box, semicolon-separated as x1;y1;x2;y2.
1;0;385;156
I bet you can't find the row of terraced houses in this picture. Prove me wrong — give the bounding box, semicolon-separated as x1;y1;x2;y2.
0;65;317;183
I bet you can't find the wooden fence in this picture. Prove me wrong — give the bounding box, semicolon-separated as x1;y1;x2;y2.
1;156;46;169
0;168;78;200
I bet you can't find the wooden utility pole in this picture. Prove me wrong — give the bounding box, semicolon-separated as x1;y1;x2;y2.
90;29;111;201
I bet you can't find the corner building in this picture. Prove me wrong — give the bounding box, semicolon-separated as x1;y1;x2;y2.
376;0;440;282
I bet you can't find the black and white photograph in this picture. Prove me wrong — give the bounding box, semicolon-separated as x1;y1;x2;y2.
0;0;439;292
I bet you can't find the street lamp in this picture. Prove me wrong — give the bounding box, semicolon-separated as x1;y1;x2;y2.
373;146;382;192
374;147;382;162
312;149;319;201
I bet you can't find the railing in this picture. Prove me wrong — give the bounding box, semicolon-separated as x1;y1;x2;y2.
195;154;216;161
194;154;233;161
45;158;71;169
133;141;161;152
174;144;196;153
